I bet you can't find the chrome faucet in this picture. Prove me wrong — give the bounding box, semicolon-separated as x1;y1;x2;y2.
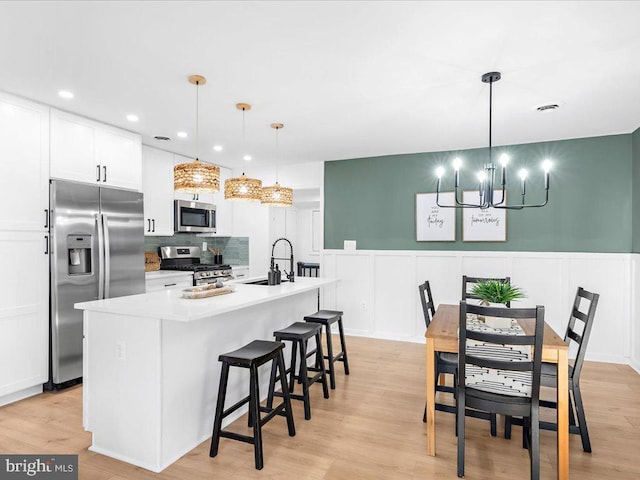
270;237;295;283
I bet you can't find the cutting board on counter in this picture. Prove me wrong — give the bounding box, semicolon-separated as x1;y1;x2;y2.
145;251;161;272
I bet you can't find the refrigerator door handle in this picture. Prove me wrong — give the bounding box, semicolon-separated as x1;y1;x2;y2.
103;214;111;298
97;213;105;299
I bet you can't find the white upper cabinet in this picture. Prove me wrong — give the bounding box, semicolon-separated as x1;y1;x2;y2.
97;127;142;191
0;92;50;232
50;109;142;191
142;146;174;236
214;167;233;236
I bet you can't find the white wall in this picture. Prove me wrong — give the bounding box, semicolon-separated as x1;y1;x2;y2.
321;249;632;365
231;162;324;274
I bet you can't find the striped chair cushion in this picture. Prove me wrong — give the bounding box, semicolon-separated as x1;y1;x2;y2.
464;315;532;398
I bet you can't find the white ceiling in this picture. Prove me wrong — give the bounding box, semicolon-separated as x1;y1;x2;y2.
1;1;639;169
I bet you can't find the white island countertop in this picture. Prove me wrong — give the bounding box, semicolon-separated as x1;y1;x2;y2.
75;276;336;322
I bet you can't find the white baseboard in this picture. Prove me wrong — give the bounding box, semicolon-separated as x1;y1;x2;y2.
630;358;640;375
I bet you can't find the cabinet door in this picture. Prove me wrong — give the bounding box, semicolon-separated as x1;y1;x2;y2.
173;154;215;204
0;93;50;232
0;231;48;399
213;167;234;236
97;127;142;191
50;109;97;184
142;146;174;236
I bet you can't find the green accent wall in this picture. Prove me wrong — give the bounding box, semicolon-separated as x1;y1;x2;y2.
633;127;640;253
325;134;633;253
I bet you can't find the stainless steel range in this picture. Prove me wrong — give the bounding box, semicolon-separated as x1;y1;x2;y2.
159;246;233;285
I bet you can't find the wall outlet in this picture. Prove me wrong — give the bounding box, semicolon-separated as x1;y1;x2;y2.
344;240;357;250
361;301;367;310
202;241;207;251
116;340;126;360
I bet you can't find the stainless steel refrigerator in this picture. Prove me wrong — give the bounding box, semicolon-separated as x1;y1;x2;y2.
48;180;145;388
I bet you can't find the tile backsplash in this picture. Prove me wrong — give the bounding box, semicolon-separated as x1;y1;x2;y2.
144;234;249;266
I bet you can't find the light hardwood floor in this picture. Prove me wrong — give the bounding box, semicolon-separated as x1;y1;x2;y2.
1;335;639;479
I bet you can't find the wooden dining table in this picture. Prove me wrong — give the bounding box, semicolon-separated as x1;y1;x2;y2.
425;304;569;480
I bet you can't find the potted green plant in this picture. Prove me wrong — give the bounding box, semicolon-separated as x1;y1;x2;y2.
470;280;526;328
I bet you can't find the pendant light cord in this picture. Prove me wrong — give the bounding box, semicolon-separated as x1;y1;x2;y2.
275;126;280;183
488;78;493;164
195;80;200;161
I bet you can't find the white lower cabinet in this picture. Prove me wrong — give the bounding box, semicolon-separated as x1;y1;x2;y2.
145;272;193;292
231;266;250;280
0;231;49;405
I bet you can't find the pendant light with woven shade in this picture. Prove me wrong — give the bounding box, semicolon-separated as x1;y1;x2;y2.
224;103;262;201
174;75;220;193
261;123;293;207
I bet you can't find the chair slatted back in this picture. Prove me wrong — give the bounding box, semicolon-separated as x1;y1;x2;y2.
459;301;545;402
567;287;599;381
462;275;512;307
418;281;436;329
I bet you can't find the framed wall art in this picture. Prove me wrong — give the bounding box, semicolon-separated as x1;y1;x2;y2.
415;192;456;241
462;190;507;242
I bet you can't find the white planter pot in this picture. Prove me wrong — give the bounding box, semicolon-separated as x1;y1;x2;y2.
480;302;512;328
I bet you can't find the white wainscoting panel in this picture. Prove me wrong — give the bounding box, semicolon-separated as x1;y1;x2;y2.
321;250;634;365
374;255;416;340
631;255;640;373
334;252;374;336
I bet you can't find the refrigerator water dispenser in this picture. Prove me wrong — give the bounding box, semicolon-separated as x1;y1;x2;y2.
67;235;92;275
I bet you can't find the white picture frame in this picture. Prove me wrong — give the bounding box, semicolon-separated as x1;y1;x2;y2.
415;192;456;242
462;190;507;242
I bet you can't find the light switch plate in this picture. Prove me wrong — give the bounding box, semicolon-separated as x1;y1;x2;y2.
344;240;356;250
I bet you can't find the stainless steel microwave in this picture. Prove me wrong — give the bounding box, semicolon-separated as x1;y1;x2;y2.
174;200;216;233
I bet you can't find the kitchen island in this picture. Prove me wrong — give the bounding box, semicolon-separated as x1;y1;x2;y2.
75;277;336;473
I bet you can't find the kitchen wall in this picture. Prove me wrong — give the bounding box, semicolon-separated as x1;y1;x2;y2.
632;126;640;253
144;234;249;265
322;131;640;371
325;134;633;252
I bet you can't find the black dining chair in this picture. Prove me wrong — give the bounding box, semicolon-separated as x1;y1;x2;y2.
505;287;599;453
457;301;545;480
420;281;457;420
420;281;496;436
462;275;512;307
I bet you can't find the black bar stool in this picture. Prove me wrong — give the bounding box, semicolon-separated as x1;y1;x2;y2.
209;340;295;470
303;310;350;389
267;322;330;420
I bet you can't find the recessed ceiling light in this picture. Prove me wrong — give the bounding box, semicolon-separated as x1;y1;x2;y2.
126;114;139;122
177;131;188;138
58;90;74;99
536;104;559;112
213;145;223;152
154;135;171;141
243;155;252;161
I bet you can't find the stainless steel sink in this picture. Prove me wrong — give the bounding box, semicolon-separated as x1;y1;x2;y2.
244;279;289;286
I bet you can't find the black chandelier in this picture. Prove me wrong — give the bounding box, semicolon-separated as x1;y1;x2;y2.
435;71;551;210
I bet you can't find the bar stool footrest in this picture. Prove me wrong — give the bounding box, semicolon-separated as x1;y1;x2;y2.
220;431;254;444
222;395;251;418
